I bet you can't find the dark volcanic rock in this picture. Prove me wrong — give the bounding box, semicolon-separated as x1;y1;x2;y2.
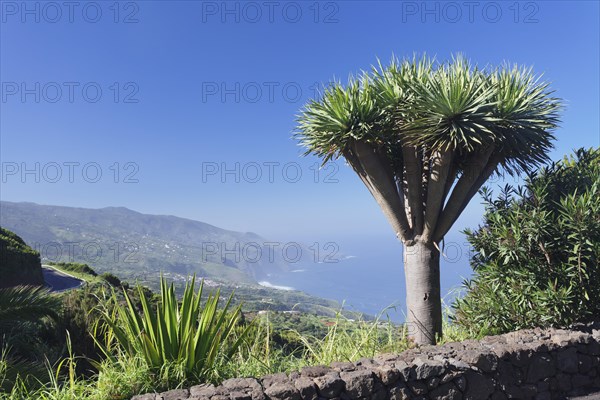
464;371;494;400
158;389;189;400
313;372;344;398
131;326;600;400
340;370;375;398
428;382;462;400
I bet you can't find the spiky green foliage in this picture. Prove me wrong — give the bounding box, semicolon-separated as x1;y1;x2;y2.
97;276;248;384
0;286;60;393
401;57;495;152
0;286;60;326
296;54;560;174
296;77;384;163
0;285;61;367
296;54;562;344
454;148;600;335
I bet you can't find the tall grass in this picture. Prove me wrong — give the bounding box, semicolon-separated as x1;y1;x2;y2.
225;306;417;379
1;333;94;400
225;311;305;378
297;309;412;365
0;284;473;399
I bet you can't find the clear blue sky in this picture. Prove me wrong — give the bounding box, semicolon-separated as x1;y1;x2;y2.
1;0;599;251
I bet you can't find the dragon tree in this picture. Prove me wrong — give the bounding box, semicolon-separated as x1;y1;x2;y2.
295;55;561;344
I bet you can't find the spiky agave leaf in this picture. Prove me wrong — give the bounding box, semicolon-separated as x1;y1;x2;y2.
486;64;561;176
402;55;497;153
296;54;562;179
294;75;385;164
98;275;248;383
370;54;433;116
368;54;435;164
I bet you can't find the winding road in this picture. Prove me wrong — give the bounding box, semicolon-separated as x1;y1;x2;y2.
42;265;85;292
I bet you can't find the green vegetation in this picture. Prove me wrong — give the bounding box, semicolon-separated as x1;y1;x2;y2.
223;309;411;379
97;276;247;386
47;262;97;277
227;286;362;318
295;54;561;344
454;148;600;336
5;147;598;398
99;272;122;287
0;228;44;288
0;285;61;392
0;201;298;287
0;286;59;325
0;262;470;399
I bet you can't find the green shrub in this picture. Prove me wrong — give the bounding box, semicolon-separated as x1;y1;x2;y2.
48;262;97;277
0;285;61;393
298;316;408;366
96;275;249;386
454;148;600;335
99;273;121;287
0;228;44;288
223;308;413;379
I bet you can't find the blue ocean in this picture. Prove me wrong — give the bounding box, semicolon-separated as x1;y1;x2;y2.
264;234;474;322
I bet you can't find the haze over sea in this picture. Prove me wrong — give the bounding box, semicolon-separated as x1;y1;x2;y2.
263;233;473;322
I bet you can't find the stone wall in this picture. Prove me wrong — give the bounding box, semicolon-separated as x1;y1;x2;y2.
132;325;600;400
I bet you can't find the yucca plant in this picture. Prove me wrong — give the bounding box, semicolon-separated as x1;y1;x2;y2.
296;54;562;344
97;276;248;384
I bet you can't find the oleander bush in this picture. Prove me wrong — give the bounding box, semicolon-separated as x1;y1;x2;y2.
454;148;600;335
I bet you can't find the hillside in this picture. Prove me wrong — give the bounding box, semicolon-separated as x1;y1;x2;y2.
0;201;311;286
0;227;44;288
0;201;347;316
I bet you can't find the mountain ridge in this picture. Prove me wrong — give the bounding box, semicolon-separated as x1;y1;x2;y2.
0;201;305;286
